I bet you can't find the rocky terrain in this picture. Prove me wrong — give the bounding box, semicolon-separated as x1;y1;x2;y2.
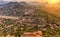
0;1;60;37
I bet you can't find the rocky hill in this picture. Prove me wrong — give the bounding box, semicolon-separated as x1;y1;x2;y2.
0;2;31;16
0;2;60;37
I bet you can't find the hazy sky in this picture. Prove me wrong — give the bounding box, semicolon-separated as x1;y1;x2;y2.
1;0;44;2
2;0;38;1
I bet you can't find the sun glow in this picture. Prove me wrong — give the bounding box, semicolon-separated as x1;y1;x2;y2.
46;0;60;4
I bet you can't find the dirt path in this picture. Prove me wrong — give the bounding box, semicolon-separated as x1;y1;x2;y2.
0;15;19;19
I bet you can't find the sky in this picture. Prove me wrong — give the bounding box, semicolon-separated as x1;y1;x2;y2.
1;0;37;2
0;0;43;2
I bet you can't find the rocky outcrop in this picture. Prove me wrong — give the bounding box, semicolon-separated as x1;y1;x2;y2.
21;31;42;37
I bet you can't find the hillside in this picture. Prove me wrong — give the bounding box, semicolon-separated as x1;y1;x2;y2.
0;2;60;37
39;3;60;17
